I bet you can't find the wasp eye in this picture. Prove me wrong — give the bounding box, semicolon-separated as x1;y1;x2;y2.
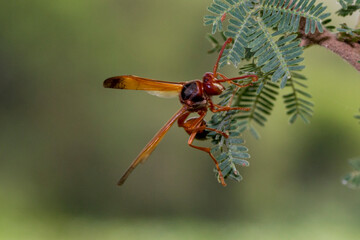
203;72;214;82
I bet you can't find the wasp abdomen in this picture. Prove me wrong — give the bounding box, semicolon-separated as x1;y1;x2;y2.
182;117;209;140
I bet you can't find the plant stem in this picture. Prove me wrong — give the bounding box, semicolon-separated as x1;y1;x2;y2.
298;18;360;72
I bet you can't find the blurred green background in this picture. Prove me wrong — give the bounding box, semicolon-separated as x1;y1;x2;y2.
1;0;360;239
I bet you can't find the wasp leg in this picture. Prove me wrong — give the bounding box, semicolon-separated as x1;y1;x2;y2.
188;125;229;138
208;98;251;112
210;73;257;112
215;73;258;85
187;130;227;186
213;38;233;76
178;110;228;138
180;112;227;186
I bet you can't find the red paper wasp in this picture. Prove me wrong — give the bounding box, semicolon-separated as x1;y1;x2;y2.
104;38;258;186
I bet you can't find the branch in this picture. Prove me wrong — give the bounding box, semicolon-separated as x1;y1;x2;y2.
298;18;360;72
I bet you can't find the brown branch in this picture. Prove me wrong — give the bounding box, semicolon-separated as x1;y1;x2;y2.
298;18;360;72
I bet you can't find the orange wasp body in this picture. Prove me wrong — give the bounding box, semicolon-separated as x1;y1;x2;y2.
104;38;258;186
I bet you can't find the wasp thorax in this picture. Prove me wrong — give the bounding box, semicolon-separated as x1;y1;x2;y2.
202;72;224;96
180;81;207;109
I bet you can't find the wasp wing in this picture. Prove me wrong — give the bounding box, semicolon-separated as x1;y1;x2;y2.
118;106;188;186
104;75;183;98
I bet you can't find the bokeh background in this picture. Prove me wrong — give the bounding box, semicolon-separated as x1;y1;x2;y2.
1;0;360;239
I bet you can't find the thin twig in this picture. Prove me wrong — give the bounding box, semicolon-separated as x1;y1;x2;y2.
298;18;360;72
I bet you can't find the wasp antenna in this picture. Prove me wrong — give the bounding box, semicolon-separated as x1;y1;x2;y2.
213;38;233;76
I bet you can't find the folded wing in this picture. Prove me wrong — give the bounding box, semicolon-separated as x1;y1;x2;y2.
104;75;183;98
117;106;188;185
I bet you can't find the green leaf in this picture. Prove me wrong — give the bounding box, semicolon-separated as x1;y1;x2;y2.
207;88;252;184
336;0;360;16
261;0;329;33
343;157;360;189
283;73;313;124
231;64;280;138
355;110;360;124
